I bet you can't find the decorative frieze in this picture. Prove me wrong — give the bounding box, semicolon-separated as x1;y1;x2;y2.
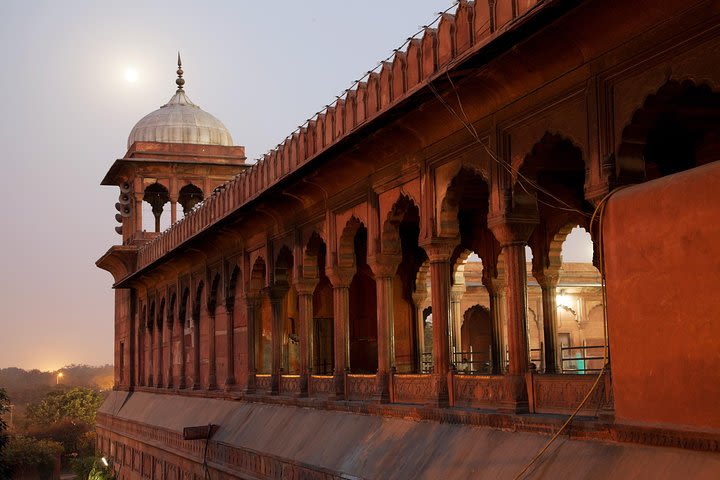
393;374;434;404
346;374;376;401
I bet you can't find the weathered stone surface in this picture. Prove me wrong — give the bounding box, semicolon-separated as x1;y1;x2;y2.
98;391;720;479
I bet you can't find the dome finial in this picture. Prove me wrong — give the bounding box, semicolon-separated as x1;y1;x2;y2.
176;52;185;92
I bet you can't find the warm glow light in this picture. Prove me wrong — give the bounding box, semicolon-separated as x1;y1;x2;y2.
556;293;572;308
57;372;63;378
124;68;139;82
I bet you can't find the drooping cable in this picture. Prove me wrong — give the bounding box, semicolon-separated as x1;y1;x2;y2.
511;185;632;480
428;70;592;219
203;424;212;480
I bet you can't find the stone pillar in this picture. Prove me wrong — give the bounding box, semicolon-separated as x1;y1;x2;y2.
536;272;560;374
328;269;352;399
424;243;453;407
129;293;136;389
138;323;145;387
450;284;466;363
178;318;186;389
147;325;154;387
165;317;173;389
191;312;201;390
170;198;178;225
296;282;317;397
244;295;258;394
412;292;427;373
207;309;217;390
135;198;143;235
369;257;399;403
225;302;236;390
503;243;530;376
489;219;535;412
269;286;289;395
156;320;163;388
483;273;508;375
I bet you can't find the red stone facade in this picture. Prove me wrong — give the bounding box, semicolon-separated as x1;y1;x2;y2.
96;0;720;478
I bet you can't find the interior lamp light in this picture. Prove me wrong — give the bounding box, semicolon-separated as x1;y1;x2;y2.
556;290;572;308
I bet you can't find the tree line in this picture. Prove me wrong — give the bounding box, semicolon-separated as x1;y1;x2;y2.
0;365;114;479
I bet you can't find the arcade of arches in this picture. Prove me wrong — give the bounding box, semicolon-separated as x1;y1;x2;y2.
97;1;720;477
104;80;719;411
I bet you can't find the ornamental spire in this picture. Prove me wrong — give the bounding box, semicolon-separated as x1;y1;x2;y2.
176;52;185;92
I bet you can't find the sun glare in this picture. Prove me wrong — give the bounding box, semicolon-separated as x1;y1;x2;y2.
124;68;139;83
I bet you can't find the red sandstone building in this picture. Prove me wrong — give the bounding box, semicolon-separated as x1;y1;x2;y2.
96;1;720;478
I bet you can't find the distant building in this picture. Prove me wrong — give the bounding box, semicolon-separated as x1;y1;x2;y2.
96;1;720;478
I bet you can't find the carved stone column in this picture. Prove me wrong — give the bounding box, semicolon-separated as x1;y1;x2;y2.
138;322;145;387
156;319;163;388
178;318;186;389
328;268;352;399
135;198;143;236
128;292;136;389
412;291;427;373
165;315;173;389
244;294;258;394
191;312;201;390
489;218;535;412
269;285;289;395
482;273;508;375
225;301;236;390
424;242;454;407
207;307;218;390
170;197;178;225
147;324;154;387
369;255;400;403
450;284;466;362
535;271;560;374
294;278;318;397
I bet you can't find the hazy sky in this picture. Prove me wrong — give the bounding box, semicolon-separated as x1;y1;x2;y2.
0;1;592;371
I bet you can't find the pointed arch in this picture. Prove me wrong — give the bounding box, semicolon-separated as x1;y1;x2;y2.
250;257;266;294
338;216;364;273
439;166;491;239
207;272;221;315
617;80;720;183
274;246;294;286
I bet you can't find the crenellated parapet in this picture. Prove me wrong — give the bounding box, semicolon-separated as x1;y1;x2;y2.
133;0;549;275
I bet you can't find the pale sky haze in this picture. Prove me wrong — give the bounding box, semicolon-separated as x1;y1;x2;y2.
0;0;592;371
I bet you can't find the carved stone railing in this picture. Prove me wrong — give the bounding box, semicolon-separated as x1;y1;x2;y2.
255;374;272;393
393;374;434;405
453;375;510;409
346;374;376;402
529;373;609;416
309;375;334;398
132;0;547;272
280;375;301;395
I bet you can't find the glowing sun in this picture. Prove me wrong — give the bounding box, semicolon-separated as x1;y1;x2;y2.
124;68;139;83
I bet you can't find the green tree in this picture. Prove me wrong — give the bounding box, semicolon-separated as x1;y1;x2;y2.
0;435;63;480
72;456;113;480
28;419;96;457
0;388;10;479
25;387;104;427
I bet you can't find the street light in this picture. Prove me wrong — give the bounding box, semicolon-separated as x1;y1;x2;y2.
56;372;63;385
101;456;121;479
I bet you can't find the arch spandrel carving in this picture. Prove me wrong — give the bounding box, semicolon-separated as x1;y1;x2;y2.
615;79;720;184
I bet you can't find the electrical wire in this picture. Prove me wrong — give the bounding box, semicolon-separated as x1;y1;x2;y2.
421;35;640;479
203;424;212;480
249;1;461;164
429;70;592;220
511;185;631;480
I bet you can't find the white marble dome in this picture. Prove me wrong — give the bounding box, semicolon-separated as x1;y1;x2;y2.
127;90;233;149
